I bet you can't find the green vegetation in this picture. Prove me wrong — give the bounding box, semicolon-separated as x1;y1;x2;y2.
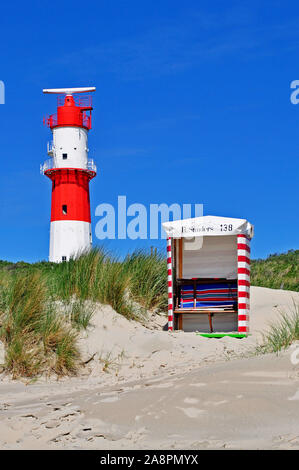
0;248;168;316
98;349;126;373
0;272;79;378
251;250;299;356
122;250;167;310
251;250;299;292
0;248;168;377
256;302;299;354
0;246;297;377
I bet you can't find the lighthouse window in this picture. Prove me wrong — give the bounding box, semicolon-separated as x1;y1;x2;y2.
62;256;67;262
62;153;68;160
62;205;67;215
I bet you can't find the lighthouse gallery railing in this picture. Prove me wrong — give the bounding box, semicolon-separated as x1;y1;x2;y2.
40;158;97;175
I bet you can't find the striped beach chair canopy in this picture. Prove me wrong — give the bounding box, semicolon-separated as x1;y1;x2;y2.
162;215;253;239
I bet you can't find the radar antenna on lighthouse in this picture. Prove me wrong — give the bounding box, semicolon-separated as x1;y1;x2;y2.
43;87;96;94
41;87;97;262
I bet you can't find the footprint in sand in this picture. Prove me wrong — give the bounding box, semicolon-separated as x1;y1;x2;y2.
45;420;61;429
243;371;288;378
288;389;299;401
204;400;228;406
100;396;119;403
149;382;174;389
176;407;204;418
184;397;199;404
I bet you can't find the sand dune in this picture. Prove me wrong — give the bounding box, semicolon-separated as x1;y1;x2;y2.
76;286;299;385
0;286;298;449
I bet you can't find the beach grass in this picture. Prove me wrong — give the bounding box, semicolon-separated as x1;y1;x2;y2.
122;250;167;310
256;301;299;354
251;249;299;291
0;272;80;378
45;247;167;318
0;248;168;377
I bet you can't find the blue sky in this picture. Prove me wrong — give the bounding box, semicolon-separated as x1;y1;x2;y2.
0;0;298;262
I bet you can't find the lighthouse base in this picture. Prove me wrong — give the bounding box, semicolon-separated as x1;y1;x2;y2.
49;220;92;262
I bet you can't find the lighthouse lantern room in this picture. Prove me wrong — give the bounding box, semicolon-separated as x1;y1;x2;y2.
41;87;97;262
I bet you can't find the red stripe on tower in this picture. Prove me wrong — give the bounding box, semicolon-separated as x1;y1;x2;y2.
45;168;95;222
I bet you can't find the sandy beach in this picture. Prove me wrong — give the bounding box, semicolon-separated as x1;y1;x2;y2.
0;286;298;449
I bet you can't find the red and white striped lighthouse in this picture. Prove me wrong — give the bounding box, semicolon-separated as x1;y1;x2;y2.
41;87;97;262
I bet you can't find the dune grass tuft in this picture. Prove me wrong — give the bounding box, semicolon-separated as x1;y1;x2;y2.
256;301;299;354
122;250;167;311
251;250;299;291
46;247;167;319
4;335;43;378
0;272;80;378
67;300;94;331
48;249;131;316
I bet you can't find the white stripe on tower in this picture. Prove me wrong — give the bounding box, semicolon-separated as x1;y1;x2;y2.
167;237;173;331
237;234;251;335
49;220;92;262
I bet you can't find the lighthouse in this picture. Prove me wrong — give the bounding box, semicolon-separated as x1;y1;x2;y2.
41;87;97;262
